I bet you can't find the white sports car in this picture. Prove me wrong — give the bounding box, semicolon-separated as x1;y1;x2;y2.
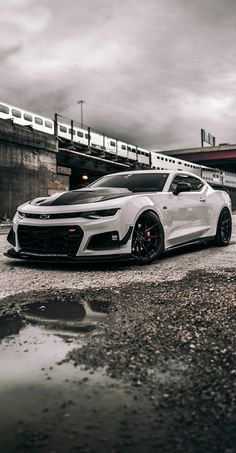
6;170;232;264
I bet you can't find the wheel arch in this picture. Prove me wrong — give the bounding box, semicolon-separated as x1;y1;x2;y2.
213;205;232;246
216;205;232;225
131;208;166;264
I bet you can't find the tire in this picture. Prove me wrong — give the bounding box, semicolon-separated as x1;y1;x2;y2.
213;208;232;246
131;211;164;264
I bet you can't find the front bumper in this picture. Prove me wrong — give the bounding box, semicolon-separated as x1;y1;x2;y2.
6;216;133;261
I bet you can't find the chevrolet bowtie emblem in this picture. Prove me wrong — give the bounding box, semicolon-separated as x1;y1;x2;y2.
39;214;51;219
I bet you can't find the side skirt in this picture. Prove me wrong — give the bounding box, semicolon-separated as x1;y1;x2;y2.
165;236;215;252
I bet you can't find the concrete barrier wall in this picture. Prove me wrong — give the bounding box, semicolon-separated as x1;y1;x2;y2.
0;119;69;219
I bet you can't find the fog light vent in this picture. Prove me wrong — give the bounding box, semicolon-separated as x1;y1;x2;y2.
88;231;120;250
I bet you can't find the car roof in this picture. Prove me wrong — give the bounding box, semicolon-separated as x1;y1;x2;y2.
104;170;202;177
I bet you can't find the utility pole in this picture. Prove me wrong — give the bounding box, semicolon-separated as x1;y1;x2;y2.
77;100;85;128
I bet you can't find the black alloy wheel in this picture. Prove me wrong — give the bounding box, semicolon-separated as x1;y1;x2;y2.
213;208;232;246
131;211;164;264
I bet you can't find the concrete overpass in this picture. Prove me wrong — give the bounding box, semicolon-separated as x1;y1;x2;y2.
161;144;236;172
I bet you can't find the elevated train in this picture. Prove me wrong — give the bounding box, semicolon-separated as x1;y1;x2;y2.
1;101;236;189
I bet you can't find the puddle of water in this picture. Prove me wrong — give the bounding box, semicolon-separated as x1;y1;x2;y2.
0;321;135;453
0;324;80;386
0;294;124;452
0;292;111;386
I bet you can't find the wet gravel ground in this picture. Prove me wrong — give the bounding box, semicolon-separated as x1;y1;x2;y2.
0;217;235;452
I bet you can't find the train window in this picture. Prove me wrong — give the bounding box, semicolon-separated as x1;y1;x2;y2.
24;113;33;121
45;120;53;128
110;141;116;147
121;145;126;150
77;131;84;137
161;157;164;160
85;133;91;139
0;104;9;114
59;125;67;133
12;109;21;118
35;117;43;125
69;128;75;135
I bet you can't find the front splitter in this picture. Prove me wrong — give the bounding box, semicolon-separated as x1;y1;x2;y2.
4;248;133;263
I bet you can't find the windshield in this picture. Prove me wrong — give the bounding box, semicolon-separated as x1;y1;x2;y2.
89;173;169;192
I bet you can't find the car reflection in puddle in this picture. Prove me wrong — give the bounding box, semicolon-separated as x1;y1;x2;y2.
20;297;109;333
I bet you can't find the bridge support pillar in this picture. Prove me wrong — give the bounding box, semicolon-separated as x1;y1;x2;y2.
0;119;69;219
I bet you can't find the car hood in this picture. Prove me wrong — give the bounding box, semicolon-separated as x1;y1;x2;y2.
31;188;133;206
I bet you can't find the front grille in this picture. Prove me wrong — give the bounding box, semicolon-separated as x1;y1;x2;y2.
23;212;83;219
18;225;83;256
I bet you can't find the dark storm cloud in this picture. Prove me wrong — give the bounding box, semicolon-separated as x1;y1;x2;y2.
1;0;236;149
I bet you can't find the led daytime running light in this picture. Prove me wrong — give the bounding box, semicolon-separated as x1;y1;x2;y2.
80;208;119;219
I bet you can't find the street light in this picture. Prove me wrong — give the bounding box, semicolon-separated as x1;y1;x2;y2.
77;100;85;128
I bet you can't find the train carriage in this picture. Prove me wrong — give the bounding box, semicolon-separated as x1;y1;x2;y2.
1;101;236;190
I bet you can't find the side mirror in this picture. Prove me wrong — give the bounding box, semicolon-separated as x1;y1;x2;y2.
173;182;191;195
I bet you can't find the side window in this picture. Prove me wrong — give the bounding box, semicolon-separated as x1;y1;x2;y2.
77;131;84;137
0;104;9;114
110;140;116;147
12;109;21;118
69;128;75;135
45;120;53;128
59;125;67;133
170;176;185;192
185;176;204;191
35;117;43;125
85;133;91;139
24;113;33;121
170;175;204;192
121;145;126;150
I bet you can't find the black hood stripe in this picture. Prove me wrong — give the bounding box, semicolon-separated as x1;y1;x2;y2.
39;188;133;206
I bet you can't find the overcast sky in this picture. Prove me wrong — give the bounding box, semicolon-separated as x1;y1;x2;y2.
1;0;236;150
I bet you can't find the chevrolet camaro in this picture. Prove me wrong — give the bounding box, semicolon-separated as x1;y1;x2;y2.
6;170;232;264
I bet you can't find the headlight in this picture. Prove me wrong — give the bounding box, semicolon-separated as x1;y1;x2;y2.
17;210;26;219
79;208;120;219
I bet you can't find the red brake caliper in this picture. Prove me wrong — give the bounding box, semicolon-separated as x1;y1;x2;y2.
145;230;151;240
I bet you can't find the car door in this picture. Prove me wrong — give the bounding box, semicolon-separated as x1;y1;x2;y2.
167;174;211;246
